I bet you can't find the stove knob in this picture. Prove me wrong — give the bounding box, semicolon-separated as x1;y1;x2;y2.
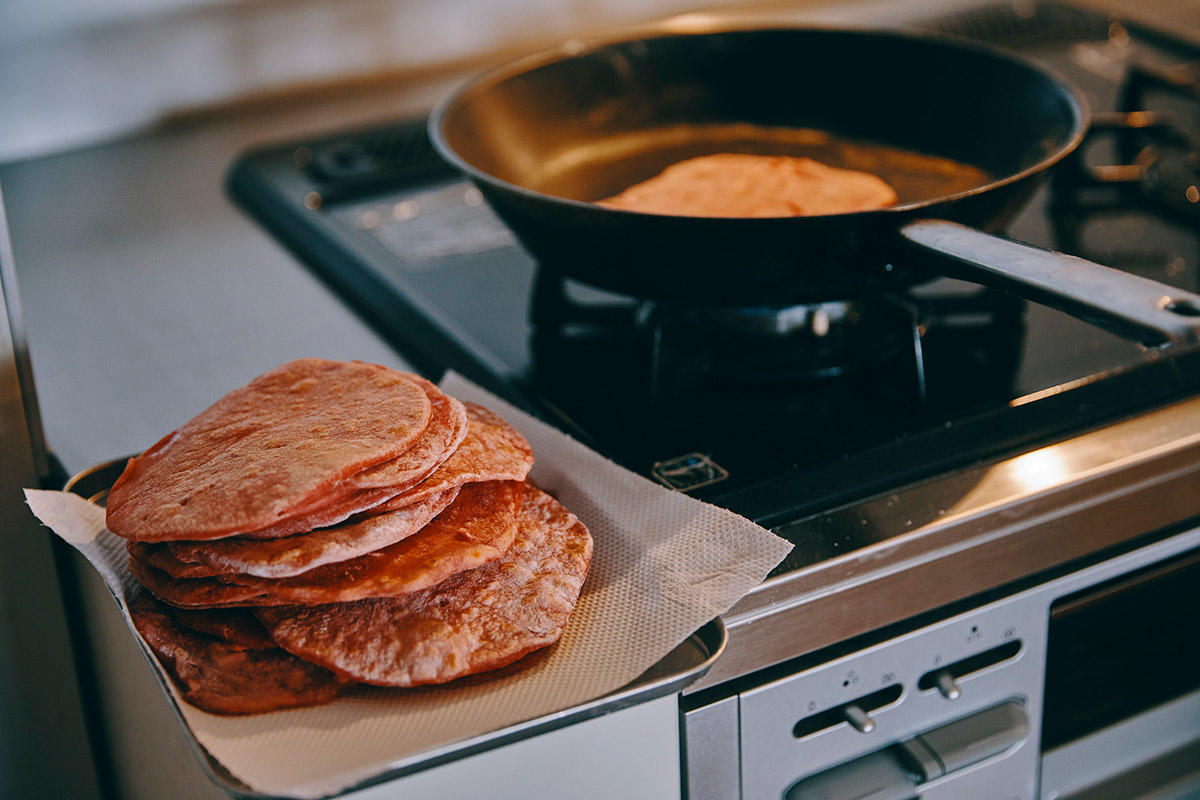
931;669;962;700
842;703;877;733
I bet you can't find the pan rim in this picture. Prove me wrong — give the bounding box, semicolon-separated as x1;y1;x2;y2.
428;22;1091;223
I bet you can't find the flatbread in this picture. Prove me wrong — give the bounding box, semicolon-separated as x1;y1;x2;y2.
376;402;533;512
255;484;592;687
347;380;468;490
127;591;352;715
129;481;522;608
107;360;434;542
168;607;276;650
230;385;467;542
598;153;899;217
134;487;461;579
215;485;402;542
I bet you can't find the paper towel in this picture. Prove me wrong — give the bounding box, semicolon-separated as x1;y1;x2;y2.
25;372;792;798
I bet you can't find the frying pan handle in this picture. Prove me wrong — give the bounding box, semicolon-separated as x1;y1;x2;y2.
898;219;1200;346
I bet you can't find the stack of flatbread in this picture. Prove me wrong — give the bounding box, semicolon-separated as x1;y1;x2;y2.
105;359;592;715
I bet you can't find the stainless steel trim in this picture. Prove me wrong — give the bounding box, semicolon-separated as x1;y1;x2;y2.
0;181;49;482
688;395;1200;692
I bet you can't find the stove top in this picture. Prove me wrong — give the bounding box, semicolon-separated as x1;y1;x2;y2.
229;1;1200;542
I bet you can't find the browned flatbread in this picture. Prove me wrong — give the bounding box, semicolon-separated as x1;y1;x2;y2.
129;481;522;608
127;591;353;715
168;607;276;650
346;379;468;490
598;153;898;217
255;484;592;687
212;485;402;542
107;360;434;543
376;402;533;512
133;486;461;579
230;385;468;542
196;377;468;543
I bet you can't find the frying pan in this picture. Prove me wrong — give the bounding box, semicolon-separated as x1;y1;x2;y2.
430;26;1200;345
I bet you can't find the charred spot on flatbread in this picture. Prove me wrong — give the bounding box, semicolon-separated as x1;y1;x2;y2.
129;481;522;608
254;484;592;687
127;591;352;715
107;359;435;542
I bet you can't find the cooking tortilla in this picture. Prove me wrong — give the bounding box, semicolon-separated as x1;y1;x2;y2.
598;153;898;217
376;402;534;512
255;484;592;687
133;486;461;579
107;359;434;543
128;591;352;715
129;481;522;608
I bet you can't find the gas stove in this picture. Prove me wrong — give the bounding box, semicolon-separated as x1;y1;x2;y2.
229;3;1200;797
230;1;1200;529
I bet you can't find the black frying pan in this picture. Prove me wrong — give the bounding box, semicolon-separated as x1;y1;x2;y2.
430;26;1200;345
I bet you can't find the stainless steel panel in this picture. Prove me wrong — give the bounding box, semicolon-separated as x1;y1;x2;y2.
1042;689;1200;799
690;397;1200;693
683;695;741;800
730;525;1200;800
737;588;1047;800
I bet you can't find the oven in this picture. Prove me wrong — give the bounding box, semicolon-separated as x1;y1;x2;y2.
684;516;1200;800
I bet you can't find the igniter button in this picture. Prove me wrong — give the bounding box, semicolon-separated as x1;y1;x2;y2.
842;703;876;733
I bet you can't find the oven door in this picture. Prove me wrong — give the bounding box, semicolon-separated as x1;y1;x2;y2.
1039;547;1200;800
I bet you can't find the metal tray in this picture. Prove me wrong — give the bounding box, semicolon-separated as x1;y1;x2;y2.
66;458;727;798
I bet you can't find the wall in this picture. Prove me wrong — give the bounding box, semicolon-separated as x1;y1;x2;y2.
0;0;743;163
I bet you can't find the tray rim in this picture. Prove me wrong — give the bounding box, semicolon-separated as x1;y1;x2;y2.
65;456;728;799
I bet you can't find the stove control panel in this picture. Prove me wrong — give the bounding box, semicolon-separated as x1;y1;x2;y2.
785;701;1029;799
684;531;1200;800
732;596;1045;800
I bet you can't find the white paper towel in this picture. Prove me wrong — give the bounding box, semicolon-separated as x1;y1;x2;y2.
25;372;792;799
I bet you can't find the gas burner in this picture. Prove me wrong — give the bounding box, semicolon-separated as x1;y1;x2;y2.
692;300;859;338
645;294;923;397
524;259;1027;492
528;266;927;400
